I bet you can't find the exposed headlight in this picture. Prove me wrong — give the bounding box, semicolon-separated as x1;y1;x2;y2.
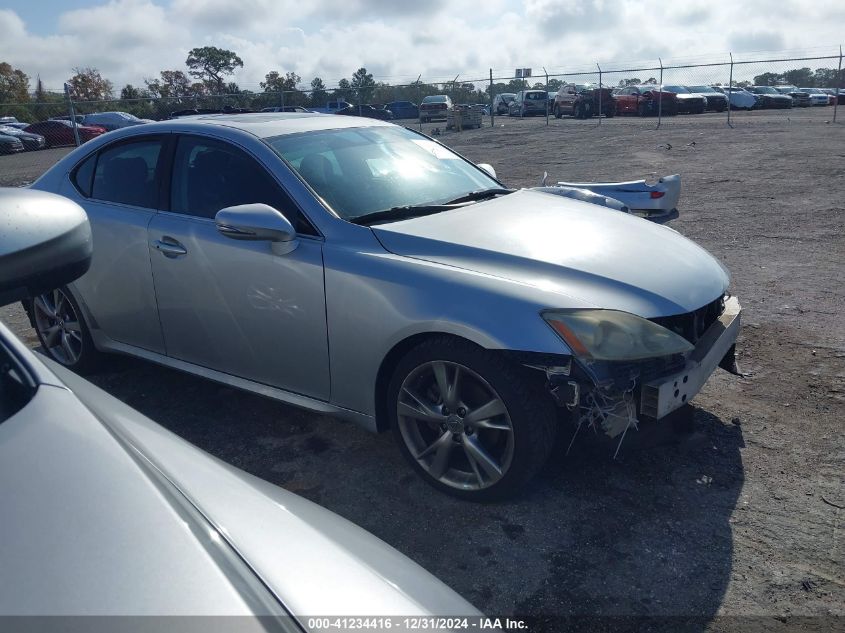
542;309;694;361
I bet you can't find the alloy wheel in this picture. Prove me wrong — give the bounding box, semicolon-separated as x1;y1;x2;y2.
396;360;514;491
32;288;84;365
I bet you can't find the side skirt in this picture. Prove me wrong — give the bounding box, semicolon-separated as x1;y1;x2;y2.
91;332;378;433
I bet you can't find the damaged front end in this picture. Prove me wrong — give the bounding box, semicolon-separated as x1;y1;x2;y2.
523;295;742;457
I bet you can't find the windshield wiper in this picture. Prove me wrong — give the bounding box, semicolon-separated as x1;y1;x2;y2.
350;188;514;227
443;187;514;205
350;204;459;226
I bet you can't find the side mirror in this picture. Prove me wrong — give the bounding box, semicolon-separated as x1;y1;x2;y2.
215;203;298;255
0;188;92;306
477;163;497;179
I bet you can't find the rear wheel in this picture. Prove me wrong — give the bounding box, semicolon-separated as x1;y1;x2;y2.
30;287;101;372
389;337;557;501
554;105;562;119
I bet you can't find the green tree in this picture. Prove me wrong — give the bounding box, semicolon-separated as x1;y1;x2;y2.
309;77;328;106
67;67;113;101
0;62;30;103
753;71;782;86
120;84;143;100
261;70;301;92
333;78;353;102
186;46;243;94
782;67;813;87
351;67;375;103
145;70;193;98
618;77;642;87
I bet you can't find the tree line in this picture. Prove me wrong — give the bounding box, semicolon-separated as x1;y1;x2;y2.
2;46;844;122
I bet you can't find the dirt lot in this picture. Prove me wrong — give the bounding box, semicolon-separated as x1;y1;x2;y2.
1;108;843;631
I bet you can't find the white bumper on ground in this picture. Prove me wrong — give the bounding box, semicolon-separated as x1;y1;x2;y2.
640;296;741;419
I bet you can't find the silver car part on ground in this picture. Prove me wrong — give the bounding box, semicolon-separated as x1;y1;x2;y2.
550;173;681;218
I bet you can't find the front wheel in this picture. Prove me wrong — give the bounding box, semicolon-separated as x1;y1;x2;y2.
389;337;557;500
30;287;101;372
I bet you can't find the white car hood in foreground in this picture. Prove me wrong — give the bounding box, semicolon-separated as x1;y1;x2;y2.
373;190;729;317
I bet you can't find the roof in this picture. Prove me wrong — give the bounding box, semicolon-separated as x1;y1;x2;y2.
152;111;393;138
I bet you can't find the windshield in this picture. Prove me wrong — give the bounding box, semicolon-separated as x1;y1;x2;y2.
664;85;688;93
525;92;547;100
266;126;500;222
422;96;447;103
753;87;778;94
687;86;715;93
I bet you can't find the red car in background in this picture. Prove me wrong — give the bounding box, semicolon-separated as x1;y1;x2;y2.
614;85;679;116
23;120;106;147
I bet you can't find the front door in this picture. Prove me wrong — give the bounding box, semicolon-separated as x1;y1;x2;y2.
147;134;330;400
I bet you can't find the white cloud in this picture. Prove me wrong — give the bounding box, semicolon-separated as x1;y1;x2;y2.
0;0;842;96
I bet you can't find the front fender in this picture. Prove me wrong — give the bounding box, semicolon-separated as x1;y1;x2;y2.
323;244;578;416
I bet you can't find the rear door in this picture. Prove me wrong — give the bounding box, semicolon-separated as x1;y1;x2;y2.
64;135;168;353
147;133;330;399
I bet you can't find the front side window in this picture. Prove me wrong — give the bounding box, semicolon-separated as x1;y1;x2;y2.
92;138;163;208
267;125;500;222
169;136;313;234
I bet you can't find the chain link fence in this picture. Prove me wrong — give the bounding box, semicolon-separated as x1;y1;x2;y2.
1;50;842;153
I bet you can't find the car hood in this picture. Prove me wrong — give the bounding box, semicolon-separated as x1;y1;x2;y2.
372;190;729;317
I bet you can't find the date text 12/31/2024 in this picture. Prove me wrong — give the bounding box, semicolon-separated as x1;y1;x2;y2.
306;617;529;631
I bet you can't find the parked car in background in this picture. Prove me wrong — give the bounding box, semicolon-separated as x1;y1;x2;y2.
819;89;839;105
336;104;393;121
0;187;481;620
712;86;757;110
552;83;589;117
684;86;728;112
615;85;678;116
570;87;616;119
50;114;86;124
261;106;311;113
0;133;24;154
419;95;451;122
773;86;811;107
0;125;45;150
81;111;155;131
798;88;830;106
27;113;742;500
310;101;353;114
384;101;419;119
661;85;706;114
508;90;549;116
0;116;28;128
492;93;515;115
746;86;793;109
23;120;105;147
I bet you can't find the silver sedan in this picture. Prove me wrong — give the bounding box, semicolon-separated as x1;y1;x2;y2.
27;112;741;500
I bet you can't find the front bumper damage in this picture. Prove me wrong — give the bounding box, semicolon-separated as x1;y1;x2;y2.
534;296;741;457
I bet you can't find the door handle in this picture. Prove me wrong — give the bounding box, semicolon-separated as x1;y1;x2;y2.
152;237;187;257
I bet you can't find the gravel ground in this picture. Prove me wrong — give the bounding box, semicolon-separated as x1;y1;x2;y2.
1;108;843;632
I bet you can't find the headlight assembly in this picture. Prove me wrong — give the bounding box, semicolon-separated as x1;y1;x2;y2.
542;309;694;361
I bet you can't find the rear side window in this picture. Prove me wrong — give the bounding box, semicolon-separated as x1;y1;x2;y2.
72;153;97;197
169;135;315;235
92;139;163;208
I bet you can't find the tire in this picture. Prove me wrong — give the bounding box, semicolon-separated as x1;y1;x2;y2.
29;286;102;373
638;101;649;117
388;336;557;501
554;105;562;119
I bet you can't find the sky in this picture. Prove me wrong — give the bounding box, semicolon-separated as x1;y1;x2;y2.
1;0;843;92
